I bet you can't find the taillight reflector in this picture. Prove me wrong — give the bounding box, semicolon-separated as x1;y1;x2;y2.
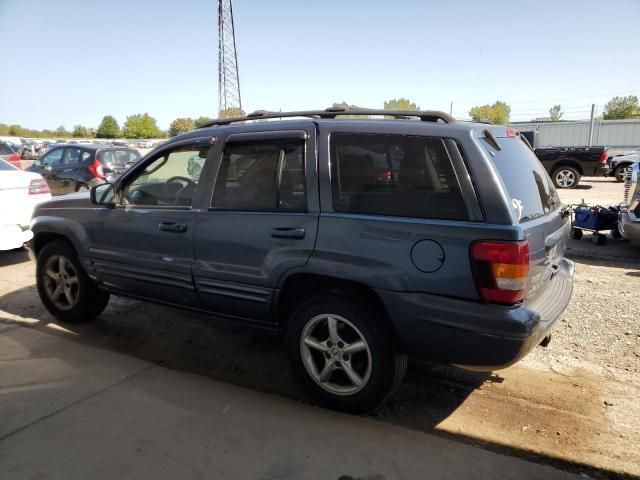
29;178;50;195
505;127;518;137
470;240;529;304
8;154;20;162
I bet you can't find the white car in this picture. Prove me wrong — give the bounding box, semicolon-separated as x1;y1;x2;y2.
0;158;51;250
138;140;154;148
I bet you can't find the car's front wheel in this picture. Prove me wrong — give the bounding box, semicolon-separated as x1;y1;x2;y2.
614;165;628;183
286;292;407;413
36;239;110;323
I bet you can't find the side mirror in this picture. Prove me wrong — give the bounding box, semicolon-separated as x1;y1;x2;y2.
90;183;115;207
44;164;53;171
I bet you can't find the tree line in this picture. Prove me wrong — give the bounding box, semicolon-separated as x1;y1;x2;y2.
2;95;638;139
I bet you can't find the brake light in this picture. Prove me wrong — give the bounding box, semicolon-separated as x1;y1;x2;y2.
505;127;518;137
88;159;105;179
599;150;608;164
470;240;529;304
8;154;20;162
29;178;50;195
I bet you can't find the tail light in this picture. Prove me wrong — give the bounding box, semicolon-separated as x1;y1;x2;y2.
29;178;50;195
8;154;20;163
470;240;529;304
375;170;398;184
505;127;518;137
599;150;608;164
88;159;105;179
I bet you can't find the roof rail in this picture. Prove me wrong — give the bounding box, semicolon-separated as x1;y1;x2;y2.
197;108;455;128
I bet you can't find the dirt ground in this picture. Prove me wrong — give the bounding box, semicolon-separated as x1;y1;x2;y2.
0;176;638;478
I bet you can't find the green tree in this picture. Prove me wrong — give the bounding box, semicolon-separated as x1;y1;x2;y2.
0;124;9;135
169;117;196;137
549;104;563;121
383;98;420;111
469;101;511;124
96;115;120;138
219;107;245;119
55;125;70;137
603;95;639;120
72;125;90;137
122;113;161;139
8;124;23;136
193;116;213;128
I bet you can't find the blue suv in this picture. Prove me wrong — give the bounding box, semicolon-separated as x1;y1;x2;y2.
30;108;574;412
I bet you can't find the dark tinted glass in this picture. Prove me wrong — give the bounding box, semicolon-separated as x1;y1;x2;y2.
0;143;14;155
331;133;469;220
212;140;306;211
484;136;560;223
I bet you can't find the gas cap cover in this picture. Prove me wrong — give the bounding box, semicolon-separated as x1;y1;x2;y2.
410;239;445;273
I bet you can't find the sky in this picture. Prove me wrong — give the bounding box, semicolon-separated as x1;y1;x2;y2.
0;0;639;131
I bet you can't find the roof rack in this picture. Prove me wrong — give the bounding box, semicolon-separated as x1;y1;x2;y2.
197;107;455;128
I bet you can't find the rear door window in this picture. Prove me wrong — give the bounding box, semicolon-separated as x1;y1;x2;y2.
330;133;469;220
483;136;560;222
0;144;14;155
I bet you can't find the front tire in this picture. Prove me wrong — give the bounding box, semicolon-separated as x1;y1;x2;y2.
614;165;628;183
552;166;581;189
286;292;407;413
36;239;110;323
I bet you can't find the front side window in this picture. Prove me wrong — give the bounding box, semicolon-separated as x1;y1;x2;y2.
212;140;305;211
122;144;210;207
63;147;83;165
330;133;469;220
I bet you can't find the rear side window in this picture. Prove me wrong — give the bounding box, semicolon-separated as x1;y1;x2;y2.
0;158;17;171
0;143;14;155
484;136;560;222
330;133;469;220
211;140;306;211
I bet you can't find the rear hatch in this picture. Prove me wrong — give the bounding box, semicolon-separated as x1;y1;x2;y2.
98;149;140;176
484;134;569;301
0;168;30;225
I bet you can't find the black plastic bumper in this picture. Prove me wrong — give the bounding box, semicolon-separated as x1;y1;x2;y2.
377;258;574;371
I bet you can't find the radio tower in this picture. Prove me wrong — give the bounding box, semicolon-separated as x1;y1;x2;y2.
218;0;242;117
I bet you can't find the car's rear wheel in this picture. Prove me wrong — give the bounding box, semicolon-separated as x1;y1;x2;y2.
36;239;110;323
552;167;580;189
286;292;407;413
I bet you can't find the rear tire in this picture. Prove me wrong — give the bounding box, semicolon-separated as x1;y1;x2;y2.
552;167;581;189
286;291;406;414
612;225;623;239
592;233;607;246
36;239;110;323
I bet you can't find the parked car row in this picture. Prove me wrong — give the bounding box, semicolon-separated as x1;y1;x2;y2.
26;144;141;195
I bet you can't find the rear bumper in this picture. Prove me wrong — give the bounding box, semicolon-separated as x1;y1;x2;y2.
586;165;609;177
377;258;574;371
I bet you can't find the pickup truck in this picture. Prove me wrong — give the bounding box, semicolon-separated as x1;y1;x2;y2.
534;146;609;189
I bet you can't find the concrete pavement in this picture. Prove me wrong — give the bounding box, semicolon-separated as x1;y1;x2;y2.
0;323;581;480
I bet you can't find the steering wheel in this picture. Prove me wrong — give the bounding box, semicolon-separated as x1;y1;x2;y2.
164;176;197;205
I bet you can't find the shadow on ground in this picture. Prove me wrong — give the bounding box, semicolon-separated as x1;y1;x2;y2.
0;249;31;268
0;279;633;479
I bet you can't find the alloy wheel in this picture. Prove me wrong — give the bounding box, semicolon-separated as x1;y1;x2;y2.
555;169;576;188
300;314;372;396
42;255;79;311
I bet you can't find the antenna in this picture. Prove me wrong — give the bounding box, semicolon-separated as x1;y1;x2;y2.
218;0;242;117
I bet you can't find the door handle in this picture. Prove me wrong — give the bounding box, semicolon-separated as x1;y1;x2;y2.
270;227;305;239
158;222;188;233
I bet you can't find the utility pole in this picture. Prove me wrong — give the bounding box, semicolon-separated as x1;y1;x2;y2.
218;0;242;118
588;103;595;147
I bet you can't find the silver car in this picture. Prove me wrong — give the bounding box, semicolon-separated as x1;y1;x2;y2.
619;162;640;243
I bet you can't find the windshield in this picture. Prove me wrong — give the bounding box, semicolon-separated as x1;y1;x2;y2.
483;136;561;223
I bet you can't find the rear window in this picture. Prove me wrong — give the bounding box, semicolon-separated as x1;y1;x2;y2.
0;143;14;155
0;158;18;171
484;136;560;222
330;133;469;220
99;150;140;167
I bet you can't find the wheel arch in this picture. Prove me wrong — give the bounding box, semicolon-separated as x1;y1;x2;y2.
551;159;583;176
275;272;395;335
31;217;91;260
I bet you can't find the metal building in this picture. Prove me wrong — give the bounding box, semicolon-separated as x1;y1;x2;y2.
511;119;640;153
